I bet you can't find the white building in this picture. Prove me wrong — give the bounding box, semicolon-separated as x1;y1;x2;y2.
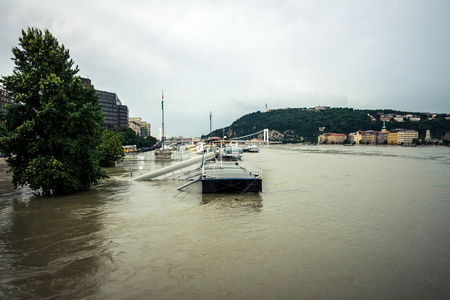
397;130;418;145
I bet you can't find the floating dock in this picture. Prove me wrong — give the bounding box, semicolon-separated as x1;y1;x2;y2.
130;151;262;194
201;160;262;193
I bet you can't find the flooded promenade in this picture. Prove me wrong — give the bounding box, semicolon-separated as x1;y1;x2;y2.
1;145;450;299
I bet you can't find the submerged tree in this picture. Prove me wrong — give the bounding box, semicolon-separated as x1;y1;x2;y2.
98;129;124;167
0;28;106;195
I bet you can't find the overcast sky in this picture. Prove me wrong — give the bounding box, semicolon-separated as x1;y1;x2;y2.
1;0;449;137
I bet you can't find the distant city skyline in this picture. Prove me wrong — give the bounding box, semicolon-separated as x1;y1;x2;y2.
1;1;449;137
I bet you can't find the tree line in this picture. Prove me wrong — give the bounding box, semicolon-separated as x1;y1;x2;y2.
208;108;450;143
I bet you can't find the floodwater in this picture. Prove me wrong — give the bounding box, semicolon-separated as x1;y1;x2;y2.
1;145;449;299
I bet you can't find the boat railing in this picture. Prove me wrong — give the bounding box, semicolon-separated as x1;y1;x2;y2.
239;161;262;177
203;159;261;177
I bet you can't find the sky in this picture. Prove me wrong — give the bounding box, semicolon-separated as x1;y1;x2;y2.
1;0;449;137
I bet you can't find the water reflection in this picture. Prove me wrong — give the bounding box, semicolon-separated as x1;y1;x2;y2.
0;191;113;299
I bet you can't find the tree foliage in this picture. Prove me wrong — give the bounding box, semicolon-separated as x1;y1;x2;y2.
0;28;106;195
98;129;125;167
116;126;157;148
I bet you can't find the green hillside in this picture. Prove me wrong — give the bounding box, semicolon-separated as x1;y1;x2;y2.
206;108;450;143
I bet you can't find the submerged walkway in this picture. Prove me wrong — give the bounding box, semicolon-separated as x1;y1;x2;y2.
130;152;215;181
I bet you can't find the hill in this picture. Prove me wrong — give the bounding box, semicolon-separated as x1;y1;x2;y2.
206;108;450;143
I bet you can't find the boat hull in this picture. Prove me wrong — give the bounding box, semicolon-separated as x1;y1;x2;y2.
202;178;262;193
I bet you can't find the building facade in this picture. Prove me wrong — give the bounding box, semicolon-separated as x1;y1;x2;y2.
388;129;418;145
377;131;389;145
318;133;347;144
397;130;418;145
118;105;129;128
129;117;151;137
80;78;129;131
388;131;398;145
348;131;362;144
128;119;141;135
360;131;377;145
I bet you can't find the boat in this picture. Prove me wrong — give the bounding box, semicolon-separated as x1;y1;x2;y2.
154;91;173;160
201;159;262;193
243;144;259;152
222;142;244;160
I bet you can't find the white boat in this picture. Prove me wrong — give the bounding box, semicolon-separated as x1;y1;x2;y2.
243;144;259;152
222;142;244;160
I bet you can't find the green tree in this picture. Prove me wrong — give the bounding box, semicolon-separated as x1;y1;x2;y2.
98;129;125;167
0;28;106;195
116;126;138;145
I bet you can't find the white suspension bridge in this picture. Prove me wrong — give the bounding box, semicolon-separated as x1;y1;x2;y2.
151;128;283;144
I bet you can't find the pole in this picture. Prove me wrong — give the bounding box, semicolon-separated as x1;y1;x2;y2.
161;91;164;147
209;111;213;152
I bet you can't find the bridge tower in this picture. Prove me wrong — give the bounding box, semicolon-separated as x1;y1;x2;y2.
263;129;269;144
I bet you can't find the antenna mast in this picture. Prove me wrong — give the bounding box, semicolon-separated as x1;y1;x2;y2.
161;90;165;145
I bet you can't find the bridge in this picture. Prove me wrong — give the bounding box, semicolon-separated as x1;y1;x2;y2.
228;129;283;144
152;128;283;144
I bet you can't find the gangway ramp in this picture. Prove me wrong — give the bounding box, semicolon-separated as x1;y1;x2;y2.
131;152;215;181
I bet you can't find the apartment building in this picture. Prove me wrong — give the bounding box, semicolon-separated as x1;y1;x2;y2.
128;119;141;135
388;131;399;145
397;130;418;145
318;133;347;144
348;131;362;144
388;129;418;145
128;117;151;137
361;131;377;145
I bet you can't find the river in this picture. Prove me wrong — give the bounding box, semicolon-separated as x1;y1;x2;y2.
1;145;449;299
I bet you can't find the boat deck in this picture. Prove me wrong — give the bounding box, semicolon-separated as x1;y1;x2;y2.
201;161;262;193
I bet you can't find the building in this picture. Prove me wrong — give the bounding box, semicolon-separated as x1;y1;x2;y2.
318;133;347;144
388;130;399;145
379;114;393;122
129;117;151;137
95;89;129;130
393;115;404;122
388;129;418;145
348;131;362;145
377;132;389;145
348;130;381;145
117;105;129;129
128;119;141;135
360;130;377;145
308;106;331;112
80;78;129;131
397;130;418;145
376;122;389;145
140;122;151;137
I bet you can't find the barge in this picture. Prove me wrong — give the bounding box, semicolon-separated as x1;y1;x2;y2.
201;159;262;193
